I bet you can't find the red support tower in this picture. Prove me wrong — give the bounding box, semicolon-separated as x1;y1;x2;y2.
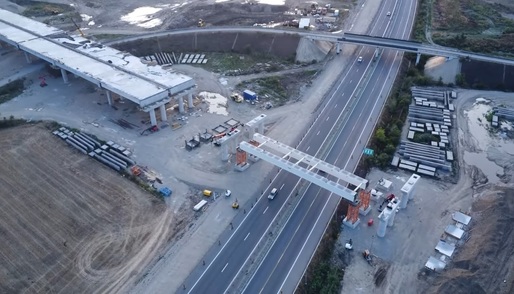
346;202;360;225
359;190;371;211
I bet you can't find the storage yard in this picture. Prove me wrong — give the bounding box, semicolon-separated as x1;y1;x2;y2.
339;89;514;294
0;123;180;294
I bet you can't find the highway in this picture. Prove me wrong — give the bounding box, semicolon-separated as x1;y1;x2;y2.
182;0;417;293
243;0;417;292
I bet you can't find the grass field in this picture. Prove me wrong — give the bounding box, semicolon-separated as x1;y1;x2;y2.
0;123;174;293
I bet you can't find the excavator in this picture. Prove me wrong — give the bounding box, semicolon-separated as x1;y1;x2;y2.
197;19;205;27
69;16;85;37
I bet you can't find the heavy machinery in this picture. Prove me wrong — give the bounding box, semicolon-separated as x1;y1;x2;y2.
230;93;243;103
232;199;239;209
131;166;141;176
197;19;205;27
140;125;159;136
69;16;85;37
363;250;373;265
345;239;353;250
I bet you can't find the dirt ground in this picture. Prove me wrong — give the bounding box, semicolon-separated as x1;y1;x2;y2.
423;187;514;294
1;0;353;33
0;123;182;294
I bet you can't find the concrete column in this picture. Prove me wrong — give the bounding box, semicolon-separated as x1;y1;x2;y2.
409;188;416;200
336;43;341;54
178;96;185;113
187;93;194;108
24;52;32;64
106;90;113;106
258;123;264;135
387;210;396;227
160;104;167;122
61;68;69;83
221;144;229;161
399;192;408;209
415;53;421;65
149;109;157;126
377;217;387;237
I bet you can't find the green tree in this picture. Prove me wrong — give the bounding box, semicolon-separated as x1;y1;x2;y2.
456;73;466;87
375;128;387;146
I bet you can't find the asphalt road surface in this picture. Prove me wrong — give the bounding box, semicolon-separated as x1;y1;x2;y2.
183;0;417;293
243;0;418;292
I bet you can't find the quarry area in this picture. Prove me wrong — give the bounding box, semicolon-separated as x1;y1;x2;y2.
0;0;514;293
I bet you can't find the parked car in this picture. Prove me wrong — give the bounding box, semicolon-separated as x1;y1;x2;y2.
357;56;363;63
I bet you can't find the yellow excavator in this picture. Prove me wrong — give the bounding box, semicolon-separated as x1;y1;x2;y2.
230;93;243;103
197;19;205;27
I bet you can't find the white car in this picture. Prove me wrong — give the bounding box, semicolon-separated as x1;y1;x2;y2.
268;188;278;200
357;56;363;63
387;11;391;16
224;190;232;197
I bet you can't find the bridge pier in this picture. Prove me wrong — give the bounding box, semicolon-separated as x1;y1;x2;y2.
160;104;167;122
24;52;32;64
106;90;113;106
336;43;341;54
149;108;157;126
178;96;185;113
187;93;194;108
415;53;421;65
61;68;69;83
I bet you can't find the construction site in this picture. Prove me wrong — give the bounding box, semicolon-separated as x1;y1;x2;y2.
1;0;514;293
0;123;180;293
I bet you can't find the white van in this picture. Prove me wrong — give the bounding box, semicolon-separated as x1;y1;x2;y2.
268;188;278;200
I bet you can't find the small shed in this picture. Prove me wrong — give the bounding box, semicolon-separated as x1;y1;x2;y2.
299;18;310;29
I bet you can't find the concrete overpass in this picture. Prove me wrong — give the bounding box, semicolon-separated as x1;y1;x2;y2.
107;26;514;67
0;8;196;126
338;32;514;66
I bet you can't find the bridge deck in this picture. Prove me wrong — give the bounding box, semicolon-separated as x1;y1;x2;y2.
0;9;195;108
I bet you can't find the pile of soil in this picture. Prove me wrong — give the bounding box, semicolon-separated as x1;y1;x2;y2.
424;187;514;294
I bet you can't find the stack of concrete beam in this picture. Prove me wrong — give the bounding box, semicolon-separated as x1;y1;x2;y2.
412;88;455;112
180;53;207;64
142;52;174;65
53;127;136;172
408;106;452;127
398;140;452;172
494;106;514;121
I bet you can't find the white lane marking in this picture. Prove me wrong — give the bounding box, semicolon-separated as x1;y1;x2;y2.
316;130;320;136
221;263;228;273
221;18;373;292
244;233;251;241
286;0;415;291
280;184;285;190
247;50;374;294
349;80;353;83
325;116;330;121
225;181;303;293
356;69;359;72
335;104;338;108
263;206;269;214
306;146;310;152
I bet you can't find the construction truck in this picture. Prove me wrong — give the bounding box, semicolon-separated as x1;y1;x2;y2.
230;93;243;103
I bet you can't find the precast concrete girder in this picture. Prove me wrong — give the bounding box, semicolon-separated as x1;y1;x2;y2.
252;133;368;189
239;141;357;202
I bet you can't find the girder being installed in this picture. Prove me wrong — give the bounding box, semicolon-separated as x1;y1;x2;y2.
239;133;368;202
